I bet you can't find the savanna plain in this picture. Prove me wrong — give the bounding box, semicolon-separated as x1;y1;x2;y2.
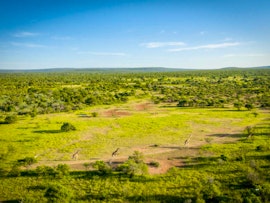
0;68;269;202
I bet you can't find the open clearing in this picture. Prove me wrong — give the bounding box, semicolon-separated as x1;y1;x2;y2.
1;100;268;174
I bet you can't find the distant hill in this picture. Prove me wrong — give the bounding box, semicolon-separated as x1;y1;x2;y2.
0;67;194;73
220;66;270;70
0;66;269;73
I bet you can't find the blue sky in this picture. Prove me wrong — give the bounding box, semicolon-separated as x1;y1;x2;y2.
0;0;270;69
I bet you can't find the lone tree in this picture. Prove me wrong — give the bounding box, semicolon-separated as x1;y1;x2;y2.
234;102;243;111
17;157;37;169
61;122;76;132
5;115;17;124
245;103;254;111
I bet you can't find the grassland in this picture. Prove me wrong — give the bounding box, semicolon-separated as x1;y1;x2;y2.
1;100;269;202
0;69;269;202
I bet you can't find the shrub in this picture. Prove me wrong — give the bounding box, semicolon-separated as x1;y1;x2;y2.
128;151;144;163
55;164;70;178
256;145;269;151
220;154;227;161
92;160;111;174
44;183;73;203
61;122;76;132
149;161;160;168
36;165;55;177
5;115;17;124
118;151;148;177
17;157;37;169
117;159;148;177
91;112;98;117
8;165;21;177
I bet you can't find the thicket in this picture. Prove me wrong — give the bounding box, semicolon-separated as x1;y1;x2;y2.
0;69;269;118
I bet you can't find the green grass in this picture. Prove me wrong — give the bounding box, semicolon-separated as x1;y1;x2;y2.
0;103;268;166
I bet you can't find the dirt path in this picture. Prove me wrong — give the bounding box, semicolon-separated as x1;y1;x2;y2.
33;145;185;174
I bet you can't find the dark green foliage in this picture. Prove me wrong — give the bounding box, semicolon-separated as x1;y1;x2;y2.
17;157;37;168
245;103;254;110
92;160;111;174
36;165;55;177
4;115;17;124
8;165;21;177
149;161;160;168
55;164;70;178
61;122;76;132
44;183;73;203
91;112;98;117
220;154;228;161
117;151;148;176
128;150;144;164
256;145;269;151
1;69;269;116
234;101;243;111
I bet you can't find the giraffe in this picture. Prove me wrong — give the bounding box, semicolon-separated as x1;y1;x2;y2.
72;150;80;160
112;148;120;157
109;148;120;165
184;134;192;147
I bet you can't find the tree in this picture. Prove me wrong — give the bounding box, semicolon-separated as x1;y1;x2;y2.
92;160;111;175
44;183;73;203
5;115;17;124
17;157;37;169
234;101;243;111
117;151;148;177
61;122;76;132
245;103;254;111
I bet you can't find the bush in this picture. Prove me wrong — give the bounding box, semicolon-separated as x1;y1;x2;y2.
61;122;76;132
8;165;21;177
5;115;17;124
55;164;70;178
91;112;98;117
36;165;55;177
17;157;37;169
44;183;73;203
128;151;144;163
149;161;160;168
117;159;148;177
92;160;111;175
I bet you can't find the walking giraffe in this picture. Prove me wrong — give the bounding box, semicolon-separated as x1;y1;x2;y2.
109;148;120;165
184;134;192;147
72;150;80;160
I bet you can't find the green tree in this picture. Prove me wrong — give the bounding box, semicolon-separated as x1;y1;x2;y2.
44;183;73;203
17;157;37;169
234;101;243;111
92;160;111;175
5;115;17;124
61;122;76;132
245;103;254;111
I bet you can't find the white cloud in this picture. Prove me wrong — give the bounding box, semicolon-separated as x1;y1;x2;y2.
77;51;127;56
141;41;185;48
223;53;265;58
11;42;48;48
13;31;40;37
168;42;240;52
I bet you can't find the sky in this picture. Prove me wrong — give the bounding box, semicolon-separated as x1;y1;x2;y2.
0;0;270;69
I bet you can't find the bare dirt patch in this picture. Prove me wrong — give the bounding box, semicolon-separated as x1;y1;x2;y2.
134;102;153;111
102;109;132;117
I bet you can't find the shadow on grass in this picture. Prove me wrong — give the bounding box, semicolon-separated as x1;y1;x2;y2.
0;200;23;203
126;194;186;203
32;130;62;134
207;133;245;138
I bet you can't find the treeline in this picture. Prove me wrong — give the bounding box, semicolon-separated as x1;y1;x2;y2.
0;69;269;117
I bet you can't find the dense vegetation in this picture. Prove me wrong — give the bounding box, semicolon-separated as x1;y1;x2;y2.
0;68;269;117
0;68;269;202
